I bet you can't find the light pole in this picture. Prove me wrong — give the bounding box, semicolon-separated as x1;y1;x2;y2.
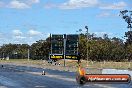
50;33;52;55
64;34;66;67
2;52;4;60
76;29;82;54
28;48;30;61
85;26;89;67
78;29;82;43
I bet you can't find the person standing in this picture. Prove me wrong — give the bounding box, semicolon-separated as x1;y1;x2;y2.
77;53;81;65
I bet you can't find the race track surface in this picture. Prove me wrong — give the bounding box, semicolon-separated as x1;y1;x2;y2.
0;64;131;88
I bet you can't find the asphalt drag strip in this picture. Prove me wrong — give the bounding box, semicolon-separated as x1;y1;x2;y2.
0;64;132;88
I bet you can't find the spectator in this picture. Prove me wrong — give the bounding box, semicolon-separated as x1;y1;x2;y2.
77;53;81;64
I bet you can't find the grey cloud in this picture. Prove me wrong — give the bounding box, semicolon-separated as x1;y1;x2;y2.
44;0;128;10
96;12;118;18
99;1;127;10
0;0;40;9
12;29;23;36
27;29;42;36
7;0;30;9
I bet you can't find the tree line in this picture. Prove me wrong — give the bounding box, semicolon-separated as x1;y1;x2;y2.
0;33;131;62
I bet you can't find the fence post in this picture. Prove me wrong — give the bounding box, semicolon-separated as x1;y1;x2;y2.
128;62;131;68
101;62;102;69
119;62;121;68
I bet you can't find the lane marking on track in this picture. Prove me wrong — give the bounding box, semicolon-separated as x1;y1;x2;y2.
26;72;42;75
0;76;20;87
45;74;75;82
20;70;24;72
26;72;75;82
2;67;6;69
14;69;20;71
35;86;46;88
92;84;117;88
0;86;8;88
8;67;12;70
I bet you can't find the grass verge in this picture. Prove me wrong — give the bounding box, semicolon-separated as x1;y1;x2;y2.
0;59;132;71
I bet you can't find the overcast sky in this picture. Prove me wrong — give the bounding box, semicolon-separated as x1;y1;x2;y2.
0;0;131;45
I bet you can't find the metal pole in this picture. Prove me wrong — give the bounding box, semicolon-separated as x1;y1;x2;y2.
76;31;79;55
49;33;52;60
28;48;30;61
50;34;52;55
78;31;81;54
85;26;88;67
3;53;4;60
76;29;82;55
64;34;66;67
77;41;79;55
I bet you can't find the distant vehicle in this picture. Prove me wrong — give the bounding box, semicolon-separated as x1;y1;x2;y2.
48;59;61;65
48;59;54;64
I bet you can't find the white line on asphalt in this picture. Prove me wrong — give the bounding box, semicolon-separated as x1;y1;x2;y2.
26;72;75;82
35;86;46;88
8;68;11;70
14;69;20;71
45;74;75;82
26;72;42;75
93;84;116;88
0;86;8;88
0;76;20;87
2;67;6;69
20;70;24;72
